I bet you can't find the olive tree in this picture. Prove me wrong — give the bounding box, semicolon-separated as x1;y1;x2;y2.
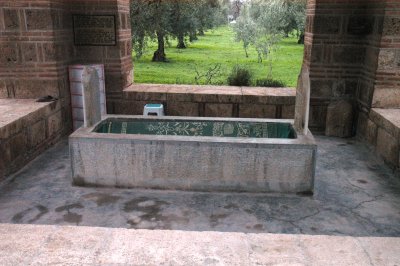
130;0;224;61
233;0;305;76
234;4;256;58
130;0;172;62
234;0;286;62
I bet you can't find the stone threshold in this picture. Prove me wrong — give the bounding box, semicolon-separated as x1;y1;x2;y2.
0;223;399;265
123;83;296;104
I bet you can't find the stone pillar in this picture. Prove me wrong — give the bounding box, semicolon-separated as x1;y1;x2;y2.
294;66;311;135
82;67;102;127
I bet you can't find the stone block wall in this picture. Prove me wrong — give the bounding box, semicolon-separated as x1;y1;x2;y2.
304;0;387;133
0;0;74;134
0;1;74;179
0;0;132;179
0;0;133;129
372;1;400;108
352;1;400;172
120;84;296;119
0;1;71;98
357;109;400;170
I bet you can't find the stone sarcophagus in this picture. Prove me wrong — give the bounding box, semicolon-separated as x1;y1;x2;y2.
70;116;317;193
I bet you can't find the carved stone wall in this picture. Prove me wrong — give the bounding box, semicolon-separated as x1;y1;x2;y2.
0;0;132;134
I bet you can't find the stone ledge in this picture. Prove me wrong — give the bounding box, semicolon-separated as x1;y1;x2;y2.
0;99;63;179
0;99;60;139
368;108;400;168
0;223;399;265
370;108;400;139
123;84;296;105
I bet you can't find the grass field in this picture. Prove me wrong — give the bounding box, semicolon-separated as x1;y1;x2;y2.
133;26;304;87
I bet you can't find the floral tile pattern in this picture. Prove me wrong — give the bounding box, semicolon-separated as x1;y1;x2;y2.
95;119;296;139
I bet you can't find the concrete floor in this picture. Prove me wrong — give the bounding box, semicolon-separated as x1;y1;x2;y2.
0;136;400;237
2;223;400;265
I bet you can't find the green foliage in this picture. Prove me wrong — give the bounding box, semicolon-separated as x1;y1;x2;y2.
130;0;225;60
233;4;256;58
227;65;252;86
134;26;304;87
233;0;306;64
233;0;285;66
283;0;307;41
130;0;172;59
193;63;222;85
255;78;286;87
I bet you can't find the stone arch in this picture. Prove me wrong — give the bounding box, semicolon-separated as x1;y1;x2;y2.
1;0;399;136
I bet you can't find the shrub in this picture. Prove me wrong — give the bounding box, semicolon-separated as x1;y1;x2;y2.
255;78;286;87
193;63;222;85
227;65;252;86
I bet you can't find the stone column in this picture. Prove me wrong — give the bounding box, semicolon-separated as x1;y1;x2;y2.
294;66;311;135
82;66;102;127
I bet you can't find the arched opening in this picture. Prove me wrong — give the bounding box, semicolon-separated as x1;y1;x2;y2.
123;0;308;122
130;0;306;88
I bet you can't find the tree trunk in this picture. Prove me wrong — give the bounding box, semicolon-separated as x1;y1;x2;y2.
243;43;249;58
189;32;198;42
177;34;186;49
298;33;305;44
152;32;167;62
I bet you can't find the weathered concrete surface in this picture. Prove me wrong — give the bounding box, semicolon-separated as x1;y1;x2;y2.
0;223;400;265
325;100;354;137
70;116;316;193
0;136;400;236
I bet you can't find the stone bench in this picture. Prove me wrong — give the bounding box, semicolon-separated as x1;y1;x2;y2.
367;108;400;169
118;84;296;119
0;99;63;180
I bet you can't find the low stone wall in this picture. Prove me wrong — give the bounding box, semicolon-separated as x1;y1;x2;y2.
70;115;316;193
112;84;296;120
0;99;64;180
358;109;400;171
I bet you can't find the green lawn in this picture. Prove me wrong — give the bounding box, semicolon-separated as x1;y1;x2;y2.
133;26;304;87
